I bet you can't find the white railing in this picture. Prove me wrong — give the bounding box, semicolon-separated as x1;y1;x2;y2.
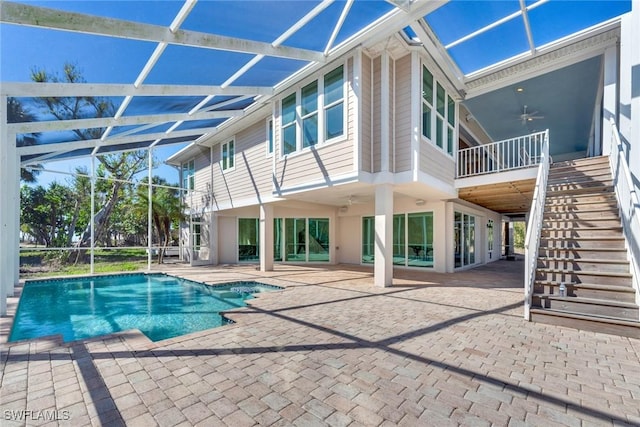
523;130;550;320
608;119;640;312
457;130;548;178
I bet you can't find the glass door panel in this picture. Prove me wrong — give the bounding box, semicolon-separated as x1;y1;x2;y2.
308;218;329;261
285;218;306;261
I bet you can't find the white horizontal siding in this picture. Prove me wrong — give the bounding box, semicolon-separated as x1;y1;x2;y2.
372;56;381;173
275;59;356;190
360;52;372;173
212;119;272;205
394;54;412;173
420;140;455;186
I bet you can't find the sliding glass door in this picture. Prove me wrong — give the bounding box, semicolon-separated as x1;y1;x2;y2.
362;212;434;268
454;211;476;268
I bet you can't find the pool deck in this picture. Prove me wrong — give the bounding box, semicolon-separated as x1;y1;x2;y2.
2;261;639;426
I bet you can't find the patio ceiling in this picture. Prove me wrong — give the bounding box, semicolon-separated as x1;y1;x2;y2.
0;0;631;167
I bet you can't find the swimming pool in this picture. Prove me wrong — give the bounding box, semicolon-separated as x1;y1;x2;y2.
9;274;280;343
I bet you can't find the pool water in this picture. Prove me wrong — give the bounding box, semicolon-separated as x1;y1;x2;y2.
9;274;280;343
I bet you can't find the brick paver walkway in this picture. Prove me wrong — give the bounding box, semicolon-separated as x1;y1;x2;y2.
1;261;639;426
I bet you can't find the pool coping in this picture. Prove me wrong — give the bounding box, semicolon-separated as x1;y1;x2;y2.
1;271;288;349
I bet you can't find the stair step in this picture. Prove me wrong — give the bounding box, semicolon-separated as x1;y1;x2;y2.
534;296;638;320
547;181;613;192
536;269;632;286
547;171;612;184
551;156;609;167
529;309;640;339
540;227;623;239
543;209;620;220
537;259;629;273
539;237;626;250
542;218;621;227
545;194;617;205
534;281;636;302
537;247;628;260
546;185;614;196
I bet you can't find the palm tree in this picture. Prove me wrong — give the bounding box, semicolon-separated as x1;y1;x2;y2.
8;97;41;182
136;177;185;264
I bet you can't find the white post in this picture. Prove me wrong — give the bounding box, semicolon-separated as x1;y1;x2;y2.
12;146;20;294
90;155;95;274
0;96;10;314
374;184;393;287
259;204;274;272
602;45;618;156
147;148;153;270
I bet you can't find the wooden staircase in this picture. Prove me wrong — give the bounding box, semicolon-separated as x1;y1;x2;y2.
530;156;640;338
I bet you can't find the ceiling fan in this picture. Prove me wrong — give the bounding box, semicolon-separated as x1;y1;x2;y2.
518;105;544;125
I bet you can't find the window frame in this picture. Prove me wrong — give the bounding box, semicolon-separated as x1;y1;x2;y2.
421;63;457;158
181;159;195;192
279;63;346;158
221;138;235;172
266;117;274;156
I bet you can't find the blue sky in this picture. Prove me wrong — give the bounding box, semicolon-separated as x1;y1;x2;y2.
1;0;632;187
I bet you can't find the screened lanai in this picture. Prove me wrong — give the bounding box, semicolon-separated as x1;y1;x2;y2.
0;0;632;314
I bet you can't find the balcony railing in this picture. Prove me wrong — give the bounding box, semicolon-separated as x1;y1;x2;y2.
457;130;549;178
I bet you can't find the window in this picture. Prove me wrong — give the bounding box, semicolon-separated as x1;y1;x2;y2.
393;214;406;266
362;216;375;264
455;212;476;268
407;212;433;267
487;219;494;260
362;212;434;268
308;218;329;262
282;93;297;155
191;217;202;251
276;217;330;262
422;67;433;140
238;218;259;262
421;64;456;157
324;65;344;140
267;118;274;155
221;139;235;171
280;64;344;156
182;159;195;192
301;81;318;148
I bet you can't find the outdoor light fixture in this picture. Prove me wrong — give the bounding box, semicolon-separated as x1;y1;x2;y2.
516;87;524;92
415;199;425;206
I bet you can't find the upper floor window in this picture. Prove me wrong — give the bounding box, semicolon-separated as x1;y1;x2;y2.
182;159;195;191
324;66;344;140
280;64;345;156
422;65;455;156
282;93;297;155
267;118;274;155
222;139;235;171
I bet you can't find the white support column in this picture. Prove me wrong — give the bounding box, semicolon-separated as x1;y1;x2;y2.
602;45;618;156
374;184;393;287
259;204;274;272
0;95;11;314
90;156;95;274
147;148;153;270
8;132;20;297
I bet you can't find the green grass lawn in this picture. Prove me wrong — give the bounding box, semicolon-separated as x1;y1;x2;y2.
20;248;150;278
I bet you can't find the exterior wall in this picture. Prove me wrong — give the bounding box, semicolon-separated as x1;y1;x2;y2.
217;216;237;264
394;54;412;173
620;8;640;188
419;141;456;186
337;215;361;264
361;52;372;172
211;119;272;208
274;58;357;194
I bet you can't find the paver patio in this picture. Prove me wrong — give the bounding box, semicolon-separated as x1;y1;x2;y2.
1;261;639;426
